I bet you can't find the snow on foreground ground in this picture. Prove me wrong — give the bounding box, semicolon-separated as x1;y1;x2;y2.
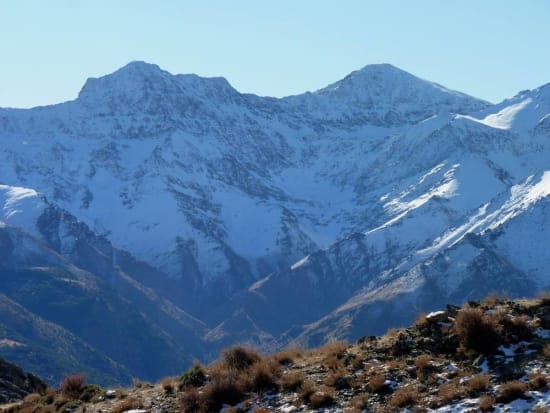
1;296;548;412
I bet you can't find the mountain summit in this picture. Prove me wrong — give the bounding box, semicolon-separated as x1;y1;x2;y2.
282;63;489;126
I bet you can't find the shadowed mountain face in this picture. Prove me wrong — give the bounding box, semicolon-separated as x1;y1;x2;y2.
0;357;46;403
0;62;549;382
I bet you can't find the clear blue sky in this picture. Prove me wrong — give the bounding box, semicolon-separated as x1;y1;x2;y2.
1;0;549;108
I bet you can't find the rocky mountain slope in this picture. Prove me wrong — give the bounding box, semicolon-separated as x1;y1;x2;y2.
0;62;549;382
0;358;46;404
1;296;549;412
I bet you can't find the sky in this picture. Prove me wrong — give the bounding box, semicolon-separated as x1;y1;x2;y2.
0;1;549;108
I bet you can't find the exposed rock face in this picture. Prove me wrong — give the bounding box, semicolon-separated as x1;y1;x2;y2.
0;358;46;403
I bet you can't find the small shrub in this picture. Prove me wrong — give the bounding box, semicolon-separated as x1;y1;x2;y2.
499;314;533;341
454;308;501;354
478;394;495;412
180;364;207;388
112;397;143;413
79;384;102;402
318;340;348;358
201;369;245;412
438;382;464;404
222;345;261;370
496;381;527;403
249;358;281;392
179;387;201;413
368;374;387;393
466;374;491;395
160;377;175;394
299;379;316;403
324;369;348;389
390;333;413;357
529;372;548;390
323;354;344;372
279;371;304;392
60;374;86;399
437;380;464;405
415;354;432;380
389;385;419;408
272;345;301;365
309;389;334;409
350;393;370;410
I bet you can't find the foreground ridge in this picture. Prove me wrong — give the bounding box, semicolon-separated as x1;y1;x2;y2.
2;296;549;412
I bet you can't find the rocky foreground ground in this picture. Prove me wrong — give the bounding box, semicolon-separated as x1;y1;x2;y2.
1;295;549;412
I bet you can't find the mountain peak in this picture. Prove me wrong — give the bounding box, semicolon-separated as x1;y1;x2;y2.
320;63;459;97
77;61;238;109
299;63;490;124
77;61;176;107
117;60;163;74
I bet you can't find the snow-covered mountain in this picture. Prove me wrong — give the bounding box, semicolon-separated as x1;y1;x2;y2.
1;62;549;378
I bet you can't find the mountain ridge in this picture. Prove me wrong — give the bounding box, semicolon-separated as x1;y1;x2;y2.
0;62;549;383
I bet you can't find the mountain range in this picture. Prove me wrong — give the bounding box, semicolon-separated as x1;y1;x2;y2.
0;62;549;384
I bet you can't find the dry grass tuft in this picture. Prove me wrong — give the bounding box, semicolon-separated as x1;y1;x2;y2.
179;387;202;413
415;354;432;380
60;373;86;399
279;371;304;392
349;393;370;410
454;307;501;354
496;381;527;403
298;379;316;403
478;394;495;412
323;353;344;372
249;358;281;392
272;345;302;365
466;374;491;395
179;364;207;389
368;374;387;393
112;397;143;413
438;382;464;404
222;345;261;370
388;385;419;408
309;389;334;409
160;376;175;394
200;369;245;412
318;340;348;358
529;372;548;390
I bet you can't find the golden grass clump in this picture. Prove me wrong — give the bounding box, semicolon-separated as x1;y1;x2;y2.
388;385;419;408
454;307;501;354
496;381;527;404
478;394;495;412
112;397;144;413
60;374;86;399
466;374;491;395
222;345;261;370
279;371;304;392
